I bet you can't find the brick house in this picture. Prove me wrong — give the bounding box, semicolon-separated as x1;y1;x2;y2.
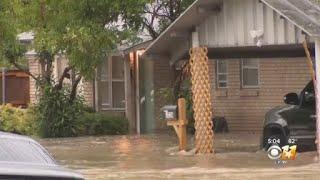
142;0;320;133
25;0;320;134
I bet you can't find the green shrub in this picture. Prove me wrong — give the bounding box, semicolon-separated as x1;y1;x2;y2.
83;105;96;113
77;112;128;135
36;85;85;138
0;94;127;137
0;104;39;135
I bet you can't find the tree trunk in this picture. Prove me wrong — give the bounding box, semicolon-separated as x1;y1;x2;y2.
45;56;53;84
69;75;82;104
55;66;73;90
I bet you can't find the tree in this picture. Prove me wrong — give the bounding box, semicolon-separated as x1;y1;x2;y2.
0;1;27;69
0;0;147;103
141;0;195;39
0;0;195;99
0;0;150;137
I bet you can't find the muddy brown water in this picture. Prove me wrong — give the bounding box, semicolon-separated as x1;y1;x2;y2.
39;133;320;180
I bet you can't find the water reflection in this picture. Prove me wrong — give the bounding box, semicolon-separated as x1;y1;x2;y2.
114;136;131;155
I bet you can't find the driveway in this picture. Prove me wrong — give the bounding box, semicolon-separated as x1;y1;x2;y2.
39;133;320;180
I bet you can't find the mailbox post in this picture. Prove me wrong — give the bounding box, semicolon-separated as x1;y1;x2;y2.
162;98;188;151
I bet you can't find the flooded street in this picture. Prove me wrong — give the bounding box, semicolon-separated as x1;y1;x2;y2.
39;133;320;180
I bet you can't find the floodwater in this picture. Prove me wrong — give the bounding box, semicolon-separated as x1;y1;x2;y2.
39;133;320;180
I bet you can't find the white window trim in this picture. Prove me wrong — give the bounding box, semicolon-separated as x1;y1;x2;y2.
216;60;228;89
241;59;260;88
100;56;126;110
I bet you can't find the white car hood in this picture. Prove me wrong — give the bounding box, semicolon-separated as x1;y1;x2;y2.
0;162;84;179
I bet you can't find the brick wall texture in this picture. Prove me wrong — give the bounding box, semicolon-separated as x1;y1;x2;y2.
153;57;311;132
208;57;310;132
81;80;94;107
28;56;40;104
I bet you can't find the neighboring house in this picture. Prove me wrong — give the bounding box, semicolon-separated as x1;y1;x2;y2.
92;41;152;133
142;0;320;133
25;35;152;133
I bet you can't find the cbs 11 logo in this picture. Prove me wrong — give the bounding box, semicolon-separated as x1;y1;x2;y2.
267;144;297;160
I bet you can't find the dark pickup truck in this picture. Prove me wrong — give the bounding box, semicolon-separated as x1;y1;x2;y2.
262;81;316;150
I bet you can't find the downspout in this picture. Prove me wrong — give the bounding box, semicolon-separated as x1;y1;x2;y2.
94;69;99;112
2;67;5;104
92;78;96;111
135;51;141;135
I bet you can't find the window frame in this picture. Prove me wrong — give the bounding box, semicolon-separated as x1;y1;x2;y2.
99;56;126;111
241;59;260;89
100;56;111;107
216;60;228;89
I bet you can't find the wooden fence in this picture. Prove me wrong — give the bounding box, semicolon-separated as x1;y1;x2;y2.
0;70;30;108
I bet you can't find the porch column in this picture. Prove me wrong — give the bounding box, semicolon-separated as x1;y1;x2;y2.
315;37;320;160
125;53;137;134
190;30;214;154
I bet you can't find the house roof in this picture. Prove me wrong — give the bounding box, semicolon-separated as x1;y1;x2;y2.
122;40;152;55
144;0;320;56
144;0;222;55
19;32;151;57
261;0;320;37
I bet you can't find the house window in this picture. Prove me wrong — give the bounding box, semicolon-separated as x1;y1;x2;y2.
216;60;227;88
241;59;259;88
99;56;125;110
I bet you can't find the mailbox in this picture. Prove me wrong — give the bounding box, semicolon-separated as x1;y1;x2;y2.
161;105;177;120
